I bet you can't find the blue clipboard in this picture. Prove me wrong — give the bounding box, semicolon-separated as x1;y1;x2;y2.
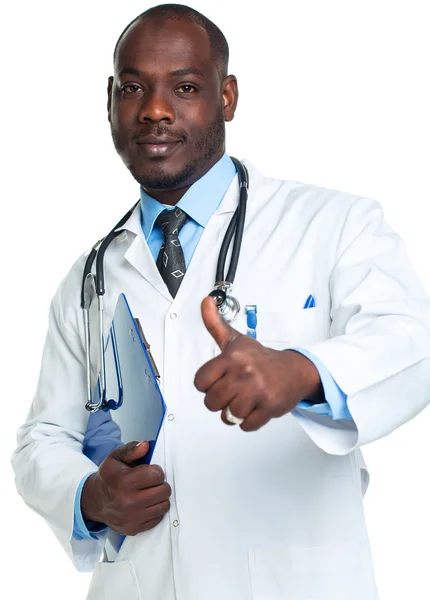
83;293;166;558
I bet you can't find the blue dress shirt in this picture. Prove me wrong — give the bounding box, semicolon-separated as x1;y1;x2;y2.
73;153;351;540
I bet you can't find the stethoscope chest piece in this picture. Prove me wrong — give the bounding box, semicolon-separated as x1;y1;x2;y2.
209;282;241;323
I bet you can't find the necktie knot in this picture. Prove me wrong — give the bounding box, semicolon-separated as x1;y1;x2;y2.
156;208;188;236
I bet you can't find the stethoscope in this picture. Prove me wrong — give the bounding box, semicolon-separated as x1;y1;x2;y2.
81;157;249;412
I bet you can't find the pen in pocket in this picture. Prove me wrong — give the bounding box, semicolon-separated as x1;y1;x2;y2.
303;295;315;309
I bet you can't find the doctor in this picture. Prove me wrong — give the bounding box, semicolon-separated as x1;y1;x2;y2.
12;4;430;600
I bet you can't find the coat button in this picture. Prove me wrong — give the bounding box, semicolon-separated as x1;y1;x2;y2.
167;414;174;421
173;520;179;527
170;313;177;319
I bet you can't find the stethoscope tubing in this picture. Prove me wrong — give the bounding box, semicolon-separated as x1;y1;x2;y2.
216;157;249;283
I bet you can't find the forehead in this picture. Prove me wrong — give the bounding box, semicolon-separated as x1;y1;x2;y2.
115;18;214;77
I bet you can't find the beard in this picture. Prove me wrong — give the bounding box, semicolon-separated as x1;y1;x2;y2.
111;107;226;191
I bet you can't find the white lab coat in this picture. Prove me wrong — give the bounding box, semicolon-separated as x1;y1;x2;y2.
12;161;430;600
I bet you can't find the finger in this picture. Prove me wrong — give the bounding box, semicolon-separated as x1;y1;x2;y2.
143;499;171;522
240;408;272;432
112;441;149;467
140;516;164;533
138;482;172;508
204;374;237;412
194;354;228;393
220;394;256;426
127;464;166;490
201;295;241;351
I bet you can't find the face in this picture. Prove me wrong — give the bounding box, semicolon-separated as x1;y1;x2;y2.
108;18;238;194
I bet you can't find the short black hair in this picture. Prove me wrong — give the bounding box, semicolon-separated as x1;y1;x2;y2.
113;4;229;78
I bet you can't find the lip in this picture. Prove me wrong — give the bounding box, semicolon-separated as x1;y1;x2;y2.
136;135;181;144
135;137;182;158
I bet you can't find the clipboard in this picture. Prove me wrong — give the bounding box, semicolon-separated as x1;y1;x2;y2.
83;293;166;559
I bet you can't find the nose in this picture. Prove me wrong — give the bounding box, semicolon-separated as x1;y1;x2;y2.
138;89;175;123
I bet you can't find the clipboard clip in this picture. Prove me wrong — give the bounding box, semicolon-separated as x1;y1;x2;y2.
134;318;161;381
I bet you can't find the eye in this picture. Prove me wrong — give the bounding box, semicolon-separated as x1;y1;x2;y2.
122;84;143;93
176;84;197;94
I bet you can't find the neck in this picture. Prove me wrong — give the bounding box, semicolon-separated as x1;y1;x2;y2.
142;149;225;206
145;186;190;206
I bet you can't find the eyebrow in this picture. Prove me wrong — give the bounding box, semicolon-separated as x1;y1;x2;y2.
170;67;204;78
118;66;205;78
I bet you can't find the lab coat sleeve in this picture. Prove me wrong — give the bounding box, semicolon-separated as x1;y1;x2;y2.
291;197;430;455
293;348;352;419
11;273;107;572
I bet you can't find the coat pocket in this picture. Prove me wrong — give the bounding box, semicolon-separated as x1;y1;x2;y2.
248;540;377;600
86;559;140;600
258;307;326;349
211;307;327;356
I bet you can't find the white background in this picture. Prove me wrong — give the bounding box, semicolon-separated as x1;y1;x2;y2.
1;1;429;598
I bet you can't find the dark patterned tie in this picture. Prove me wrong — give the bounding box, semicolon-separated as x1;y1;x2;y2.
156;208;189;298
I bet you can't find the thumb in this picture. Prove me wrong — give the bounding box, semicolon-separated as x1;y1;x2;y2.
201;295;240;351
113;441;149;467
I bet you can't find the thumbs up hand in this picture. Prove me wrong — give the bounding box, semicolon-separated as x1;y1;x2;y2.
194;296;324;431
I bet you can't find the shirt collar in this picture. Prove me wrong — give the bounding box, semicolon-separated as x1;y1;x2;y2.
140;152;237;240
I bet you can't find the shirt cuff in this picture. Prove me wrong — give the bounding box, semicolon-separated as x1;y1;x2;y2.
73;472;107;540
291;347;352;420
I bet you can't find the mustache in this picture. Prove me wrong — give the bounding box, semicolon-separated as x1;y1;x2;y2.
131;127;187;142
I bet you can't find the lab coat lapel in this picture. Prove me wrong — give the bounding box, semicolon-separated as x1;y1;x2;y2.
122;203;172;303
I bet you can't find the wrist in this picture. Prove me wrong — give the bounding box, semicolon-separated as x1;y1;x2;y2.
81;472;104;524
284;349;325;404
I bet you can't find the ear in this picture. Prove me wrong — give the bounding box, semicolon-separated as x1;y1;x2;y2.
222;75;239;123
107;76;114;123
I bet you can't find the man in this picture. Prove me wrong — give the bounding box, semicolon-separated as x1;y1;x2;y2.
12;4;430;600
